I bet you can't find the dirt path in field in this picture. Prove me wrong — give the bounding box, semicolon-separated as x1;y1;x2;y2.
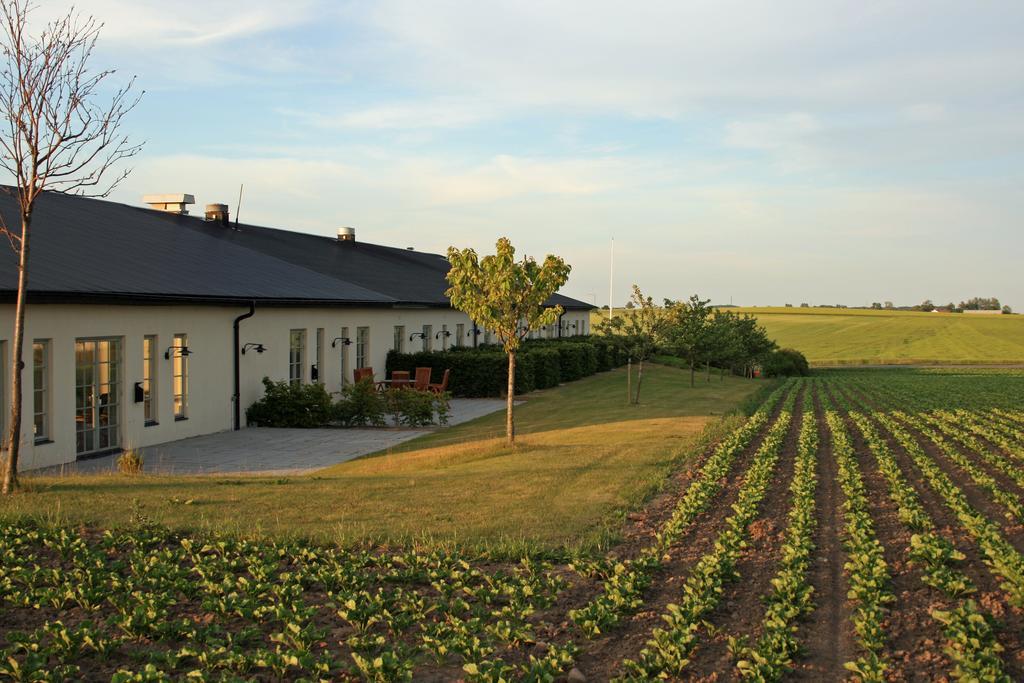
790;384;854;680
836;383;1024;678
681;386;806;679
571;384;798;679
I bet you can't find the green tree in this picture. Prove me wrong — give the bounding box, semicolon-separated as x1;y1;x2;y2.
596;285;662;404
733;314;776;377
446;237;570;446
664;294;712;387
706;309;742;381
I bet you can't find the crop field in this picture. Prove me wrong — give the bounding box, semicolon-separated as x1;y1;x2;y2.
3;369;1024;680
727;307;1024;366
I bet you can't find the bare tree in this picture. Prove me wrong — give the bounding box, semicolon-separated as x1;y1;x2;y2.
0;0;141;493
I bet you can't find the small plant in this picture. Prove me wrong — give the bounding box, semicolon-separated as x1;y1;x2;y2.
117;449;144;475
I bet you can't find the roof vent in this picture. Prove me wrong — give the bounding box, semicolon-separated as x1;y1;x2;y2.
143;194;194;215
337;226;355;242
204;203;230;227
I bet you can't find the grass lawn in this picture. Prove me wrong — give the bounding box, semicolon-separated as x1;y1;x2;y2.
3;364;760;555
594;307;1024;366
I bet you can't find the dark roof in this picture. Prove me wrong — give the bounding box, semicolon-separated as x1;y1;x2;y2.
0;189;593;310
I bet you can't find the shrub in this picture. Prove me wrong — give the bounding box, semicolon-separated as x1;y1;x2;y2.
383;388;452;427
761;348;811;377
117;448;144;475
336;379;386;427
385;335;625;398
530;348;561;389
246;377;335;428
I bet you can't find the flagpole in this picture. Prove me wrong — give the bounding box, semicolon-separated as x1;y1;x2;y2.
608;237;614;322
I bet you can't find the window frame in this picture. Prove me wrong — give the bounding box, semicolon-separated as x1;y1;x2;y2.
172;333;189;420
32;339;50;442
315;328;325;384
393;325;405;352
143;335;158;425
289;329;306;385
422;324;432;352
355;326;370;369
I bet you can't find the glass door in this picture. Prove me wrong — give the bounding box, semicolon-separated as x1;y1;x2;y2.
75;338;121;455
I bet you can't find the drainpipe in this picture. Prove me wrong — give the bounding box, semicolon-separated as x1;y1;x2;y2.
233;301;256;430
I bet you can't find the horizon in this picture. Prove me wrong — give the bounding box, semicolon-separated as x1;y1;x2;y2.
9;1;1022;310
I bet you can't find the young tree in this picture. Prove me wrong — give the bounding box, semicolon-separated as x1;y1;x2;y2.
446;237;570;446
663;294;712;387
0;1;141;493
596;284;662;404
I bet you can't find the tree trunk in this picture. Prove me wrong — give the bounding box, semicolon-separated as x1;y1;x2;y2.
3;211;30;494
689;356;695;387
634;358;644;404
705;360;710;382
505;350;516;446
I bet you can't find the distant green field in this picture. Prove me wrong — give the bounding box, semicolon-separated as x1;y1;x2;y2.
591;307;1024;366
728;307;1024;365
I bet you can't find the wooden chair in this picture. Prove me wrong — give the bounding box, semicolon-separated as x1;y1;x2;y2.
413;367;432;391
429;369;451;395
353;367;374;384
390;370;411;388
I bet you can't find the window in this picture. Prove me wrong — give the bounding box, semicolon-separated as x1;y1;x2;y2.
582;318;589;336
32;340;49;442
422;324;432;352
173;333;188;419
339;326;349;385
484;329;492;345
143;335;157;424
289;329;305;385
441;324;449;350
315;328;325;384
355;327;369;369
393;325;405;352
455;323;464;347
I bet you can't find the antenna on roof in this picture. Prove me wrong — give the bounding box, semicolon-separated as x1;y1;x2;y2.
234;183;244;229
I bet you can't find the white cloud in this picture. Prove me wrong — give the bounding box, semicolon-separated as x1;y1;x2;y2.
282;97;495;130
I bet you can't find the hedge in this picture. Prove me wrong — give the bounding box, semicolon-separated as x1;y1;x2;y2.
385;336;627;398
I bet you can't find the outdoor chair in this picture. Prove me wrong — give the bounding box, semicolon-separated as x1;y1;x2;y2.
429;369;450;395
413;367;432;391
353;367;374;384
390;370;411;388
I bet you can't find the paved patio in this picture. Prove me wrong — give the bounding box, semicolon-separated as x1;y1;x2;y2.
30;398;506;477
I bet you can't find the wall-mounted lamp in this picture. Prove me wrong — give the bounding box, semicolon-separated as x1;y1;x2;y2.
331;337;352;348
409;332;427;341
241;342;266;355
467;326;480;337
164;345;192;360
435;330;451;339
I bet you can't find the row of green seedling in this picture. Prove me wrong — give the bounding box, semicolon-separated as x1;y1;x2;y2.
734;381;819;681
839;396;1009;682
569;380;794;637
614;387;797;680
821;388;892;682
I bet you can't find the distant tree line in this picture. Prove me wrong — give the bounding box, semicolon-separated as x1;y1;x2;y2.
597;285;807;403
910;297;1011;314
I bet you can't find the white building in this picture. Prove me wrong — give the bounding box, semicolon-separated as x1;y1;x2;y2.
0;191;593;471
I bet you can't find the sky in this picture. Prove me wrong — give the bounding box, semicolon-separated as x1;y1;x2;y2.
24;1;1024;309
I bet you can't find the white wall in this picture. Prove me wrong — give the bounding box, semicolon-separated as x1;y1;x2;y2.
0;303;592;470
